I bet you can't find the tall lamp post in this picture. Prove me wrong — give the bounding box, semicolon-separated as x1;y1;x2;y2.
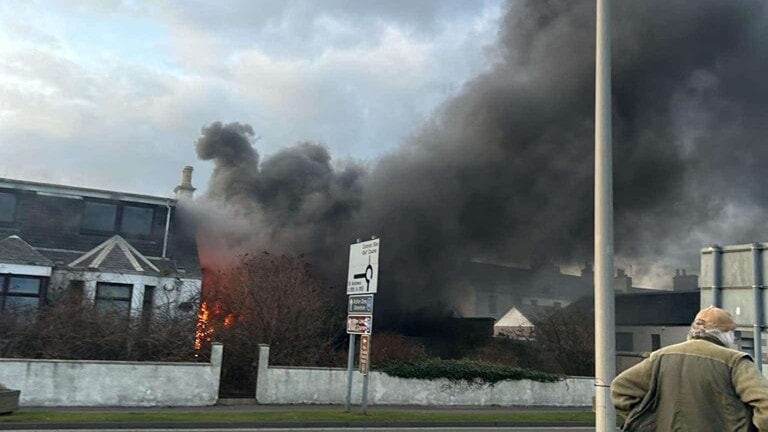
594;0;616;430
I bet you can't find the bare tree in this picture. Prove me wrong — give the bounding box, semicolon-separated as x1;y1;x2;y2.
197;252;342;395
530;306;594;376
0;292;200;362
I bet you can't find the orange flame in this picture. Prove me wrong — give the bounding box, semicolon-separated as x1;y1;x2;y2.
194;302;213;350
194;301;235;350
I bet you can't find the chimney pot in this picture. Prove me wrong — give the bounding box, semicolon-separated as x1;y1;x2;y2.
174;165;196;199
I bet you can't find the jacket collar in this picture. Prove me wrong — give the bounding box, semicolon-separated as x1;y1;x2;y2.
693;333;728;348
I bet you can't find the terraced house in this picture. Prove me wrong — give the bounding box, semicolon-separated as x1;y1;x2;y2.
0;167;201;319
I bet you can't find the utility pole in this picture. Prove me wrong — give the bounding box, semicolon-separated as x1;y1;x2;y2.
594;0;616;430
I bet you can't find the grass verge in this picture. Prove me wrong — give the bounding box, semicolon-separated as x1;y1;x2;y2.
0;409;595;424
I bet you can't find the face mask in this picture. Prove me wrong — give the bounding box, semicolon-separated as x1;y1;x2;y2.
719;330;739;350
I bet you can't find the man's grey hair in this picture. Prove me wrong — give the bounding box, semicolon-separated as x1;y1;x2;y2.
687;326;736;347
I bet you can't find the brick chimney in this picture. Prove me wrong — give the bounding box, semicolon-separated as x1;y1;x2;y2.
614;268;632;293
673;268;698;291
174;166;196;199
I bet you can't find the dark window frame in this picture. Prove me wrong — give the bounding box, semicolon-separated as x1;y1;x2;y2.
651;334;661;351
95;282;133;315
141;285;155;324
120;203;156;236
0;274;47;311
80;199;156;238
0;189;18;225
80;200;118;233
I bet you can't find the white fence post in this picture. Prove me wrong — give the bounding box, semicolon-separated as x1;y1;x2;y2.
255;344;270;403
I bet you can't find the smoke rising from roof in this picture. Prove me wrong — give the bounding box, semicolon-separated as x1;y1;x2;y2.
194;0;768;309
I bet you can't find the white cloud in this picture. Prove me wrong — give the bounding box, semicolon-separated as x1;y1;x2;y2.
0;0;503;195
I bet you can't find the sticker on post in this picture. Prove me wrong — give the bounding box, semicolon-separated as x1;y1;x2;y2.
359;334;370;375
347;315;373;335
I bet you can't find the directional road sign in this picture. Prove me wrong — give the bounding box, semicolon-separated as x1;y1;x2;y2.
347;239;380;294
348;294;374;314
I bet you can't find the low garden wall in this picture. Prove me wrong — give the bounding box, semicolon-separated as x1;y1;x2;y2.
255;344;594;406
0;343;223;407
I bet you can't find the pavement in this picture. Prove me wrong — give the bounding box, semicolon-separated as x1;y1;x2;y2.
0;401;598;430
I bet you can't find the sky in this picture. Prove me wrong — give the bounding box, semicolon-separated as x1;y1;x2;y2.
4;0;767;293
0;0;504;197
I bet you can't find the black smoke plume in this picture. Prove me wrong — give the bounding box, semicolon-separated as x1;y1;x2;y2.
195;0;768;314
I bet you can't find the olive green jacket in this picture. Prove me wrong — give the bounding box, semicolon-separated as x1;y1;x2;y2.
611;336;768;431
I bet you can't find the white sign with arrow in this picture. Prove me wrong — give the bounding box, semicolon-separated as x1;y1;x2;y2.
347;239;380;294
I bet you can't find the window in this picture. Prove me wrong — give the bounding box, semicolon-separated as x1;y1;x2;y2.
141;286;154;323
82;201;117;232
651;334;661;351
488;294;497;315
741;335;755;357
95;283;132;315
81;201;155;235
1;275;43;312
121;205;153;235
0;191;16;223
64;280;84;303
616;332;634;351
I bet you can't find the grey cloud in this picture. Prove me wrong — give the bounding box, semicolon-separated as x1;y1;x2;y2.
154;0;499;56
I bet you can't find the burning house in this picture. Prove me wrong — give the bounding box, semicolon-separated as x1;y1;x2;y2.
0;167;201;320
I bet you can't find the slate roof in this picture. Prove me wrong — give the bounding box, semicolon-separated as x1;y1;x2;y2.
615;290;700;326
568;290;700;326
0;178;202;279
68;235;160;274
39;248;179;275
457;261;592;300
0;235;53;266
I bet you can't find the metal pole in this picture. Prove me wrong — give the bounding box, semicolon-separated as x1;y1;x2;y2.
345;333;356;412
594;0;616;430
712;245;722;307
361;345;370;416
753;243;763;373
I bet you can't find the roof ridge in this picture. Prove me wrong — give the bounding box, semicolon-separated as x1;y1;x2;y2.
69;235;160;273
0;235;54;266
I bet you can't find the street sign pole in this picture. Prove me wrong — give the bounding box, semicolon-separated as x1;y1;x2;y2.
361;334;371;415
594;0;616;430
345;237;379;415
344;333;356;412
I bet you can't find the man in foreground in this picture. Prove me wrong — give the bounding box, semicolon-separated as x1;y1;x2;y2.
611;306;768;431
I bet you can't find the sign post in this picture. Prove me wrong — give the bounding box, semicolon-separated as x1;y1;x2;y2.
344;238;379;415
360;334;371;414
344;333;356;412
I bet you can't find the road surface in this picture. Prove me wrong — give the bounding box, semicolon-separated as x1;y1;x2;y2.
0;427;612;432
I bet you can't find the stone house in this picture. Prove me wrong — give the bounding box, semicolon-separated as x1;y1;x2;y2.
0;167;201;320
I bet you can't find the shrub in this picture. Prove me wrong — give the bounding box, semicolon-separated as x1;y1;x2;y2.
370;332;428;365
378;358;563;384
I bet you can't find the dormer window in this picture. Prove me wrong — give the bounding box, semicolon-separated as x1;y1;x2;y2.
82;201;117;232
121;205;153;235
0;191;16;223
81;201;154;236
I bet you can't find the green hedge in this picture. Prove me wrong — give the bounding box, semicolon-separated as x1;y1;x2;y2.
377;359;563;384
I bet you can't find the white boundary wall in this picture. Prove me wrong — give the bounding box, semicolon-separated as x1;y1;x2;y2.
256;345;594;406
0;343;223;407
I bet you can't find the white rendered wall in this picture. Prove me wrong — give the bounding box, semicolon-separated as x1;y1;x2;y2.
0;344;222;407
256;345;593;406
